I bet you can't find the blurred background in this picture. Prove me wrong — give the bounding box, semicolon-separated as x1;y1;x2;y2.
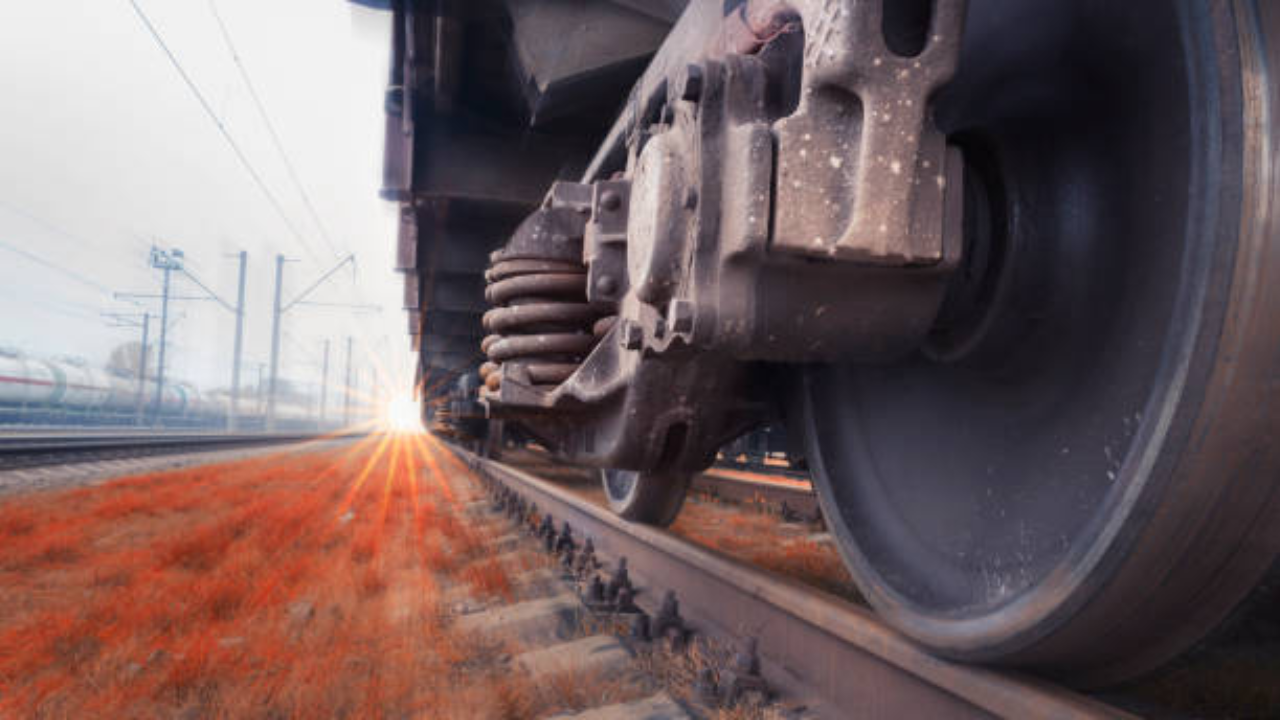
0;1;409;430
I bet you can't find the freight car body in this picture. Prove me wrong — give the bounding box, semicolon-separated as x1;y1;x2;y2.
368;0;1280;688
0;348;316;428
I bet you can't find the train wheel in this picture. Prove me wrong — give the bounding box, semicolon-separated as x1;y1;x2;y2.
796;0;1280;686
600;468;691;526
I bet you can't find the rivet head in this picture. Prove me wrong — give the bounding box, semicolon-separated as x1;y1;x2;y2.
600;190;622;211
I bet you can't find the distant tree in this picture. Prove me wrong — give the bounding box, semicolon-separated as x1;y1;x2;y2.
106;341;152;377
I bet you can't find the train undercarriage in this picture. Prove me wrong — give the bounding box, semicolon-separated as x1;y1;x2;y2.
371;0;1280;687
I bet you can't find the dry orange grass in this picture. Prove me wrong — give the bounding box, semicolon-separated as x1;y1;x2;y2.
0;432;559;718
670;501;861;603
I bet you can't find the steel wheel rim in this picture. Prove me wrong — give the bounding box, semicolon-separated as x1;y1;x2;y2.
800;0;1274;678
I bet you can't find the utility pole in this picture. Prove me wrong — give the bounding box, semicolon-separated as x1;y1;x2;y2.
136;312;150;423
343;336;353;426
229;251;248;431
103;310;151;425
126;249;243;429
257;363;266;416
267;254;286;430
319;339;330;426
149;247;184;425
265;254;369;431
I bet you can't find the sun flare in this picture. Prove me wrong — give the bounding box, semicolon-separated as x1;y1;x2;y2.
383;393;424;433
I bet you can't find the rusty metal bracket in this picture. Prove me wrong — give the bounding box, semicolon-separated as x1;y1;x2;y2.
771;0;966;265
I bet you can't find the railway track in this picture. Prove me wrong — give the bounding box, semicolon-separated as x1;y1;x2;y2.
0;432;330;471
690;469;821;524
450;445;1128;719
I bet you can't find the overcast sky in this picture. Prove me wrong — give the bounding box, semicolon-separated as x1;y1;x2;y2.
0;1;409;401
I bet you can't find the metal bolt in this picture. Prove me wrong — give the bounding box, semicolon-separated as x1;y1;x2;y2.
676;63;703;102
620;320;644;350
695;668;719;705
556;521;574;555
653;590;686;651
586;575;606;605
607;557;631;601
600;190;622;212
722;636;768;706
595;275;618;297
615;585;640;614
734;637;761;676
669;299;694;335
629;613;651;641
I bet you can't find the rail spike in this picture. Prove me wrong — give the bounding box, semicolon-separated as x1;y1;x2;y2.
606;556;631;601
652;590;686;650
721;637;768;706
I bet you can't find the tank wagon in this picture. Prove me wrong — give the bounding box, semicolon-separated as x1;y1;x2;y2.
364;0;1280;686
0;348;314;428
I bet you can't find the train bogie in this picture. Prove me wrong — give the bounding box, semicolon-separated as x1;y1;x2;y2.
373;0;1280;686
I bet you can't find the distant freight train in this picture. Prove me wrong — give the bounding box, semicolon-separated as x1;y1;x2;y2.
0;347;312;428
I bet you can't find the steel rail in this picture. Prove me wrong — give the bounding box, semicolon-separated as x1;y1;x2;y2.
454;447;1129;719
691;470;822;522
0;432;333;470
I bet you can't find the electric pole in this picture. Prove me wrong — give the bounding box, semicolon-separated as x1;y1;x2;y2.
102;310;151;425
229;251;248;431
257;363;266;416
123;247;243;428
264;253;371;431
136;312;150;423
343;336;353;426
267;254;286;430
319;338;330;426
149;247;184;425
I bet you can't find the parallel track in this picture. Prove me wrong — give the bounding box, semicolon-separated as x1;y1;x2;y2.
452;446;1128;719
0;432;329;471
691;469;822;523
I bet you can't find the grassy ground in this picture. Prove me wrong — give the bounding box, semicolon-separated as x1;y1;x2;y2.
0;433;610;718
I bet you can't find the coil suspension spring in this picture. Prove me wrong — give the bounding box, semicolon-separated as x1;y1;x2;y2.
481;252;605;392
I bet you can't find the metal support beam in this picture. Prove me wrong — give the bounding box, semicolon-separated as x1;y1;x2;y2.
319;338;330;426
267;253;285;431
229;250;248;431
343;337;353;426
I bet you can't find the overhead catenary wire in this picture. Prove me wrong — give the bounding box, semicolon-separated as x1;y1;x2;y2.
120;0;391;388
203;1;389;340
206;0;341;259
0;239;113;295
124;0;322;263
0;200;144;279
